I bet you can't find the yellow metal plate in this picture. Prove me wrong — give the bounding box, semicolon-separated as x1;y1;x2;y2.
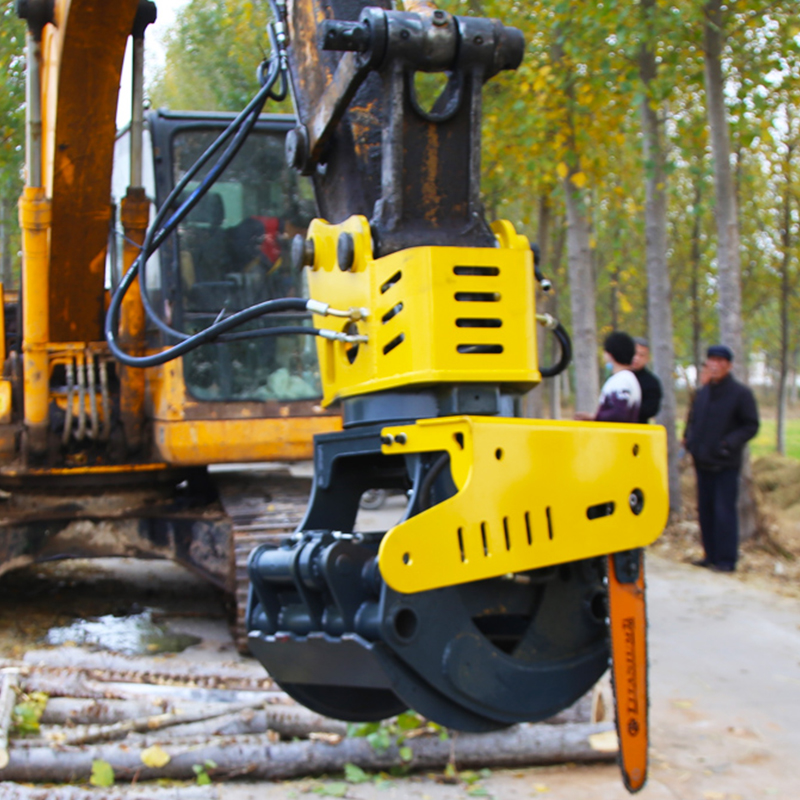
378;416;668;594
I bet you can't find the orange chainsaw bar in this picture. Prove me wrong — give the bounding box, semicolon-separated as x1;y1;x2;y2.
607;550;648;793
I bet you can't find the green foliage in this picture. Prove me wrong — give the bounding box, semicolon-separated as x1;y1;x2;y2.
192;759;217;785
11;691;47;734
0;0;25;285
313;782;348;797
149;0;280;112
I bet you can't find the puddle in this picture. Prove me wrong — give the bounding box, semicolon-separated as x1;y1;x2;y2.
46;609;201;655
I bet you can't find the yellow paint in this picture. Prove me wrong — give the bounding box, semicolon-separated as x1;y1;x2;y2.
0;381;11;425
19;187;52;451
377;416;668;593
306;216;540;406
154;416;341;466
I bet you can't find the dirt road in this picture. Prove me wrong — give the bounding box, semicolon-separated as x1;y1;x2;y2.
1;544;798;799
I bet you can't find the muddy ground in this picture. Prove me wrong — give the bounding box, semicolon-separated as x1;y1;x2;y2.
1;481;799;798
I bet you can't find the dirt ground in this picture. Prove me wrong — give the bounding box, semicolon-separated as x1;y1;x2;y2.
652;453;800;599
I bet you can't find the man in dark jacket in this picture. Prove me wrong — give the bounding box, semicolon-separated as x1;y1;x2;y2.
685;345;759;572
632;338;662;423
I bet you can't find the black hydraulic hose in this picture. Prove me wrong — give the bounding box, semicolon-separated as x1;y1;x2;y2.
137;59;278;342
539;321;572;379
419;452;451;512
105;57;312;368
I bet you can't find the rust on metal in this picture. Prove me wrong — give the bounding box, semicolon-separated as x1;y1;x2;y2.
47;0;140;343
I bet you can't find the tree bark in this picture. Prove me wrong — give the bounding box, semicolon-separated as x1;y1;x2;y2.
0;722;617;783
689;179;703;377
703;0;757;539
639;0;681;516
703;0;744;367
563;177;599;414
776;142;793;455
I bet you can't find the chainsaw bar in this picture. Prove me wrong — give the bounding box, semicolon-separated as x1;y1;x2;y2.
607;549;648;793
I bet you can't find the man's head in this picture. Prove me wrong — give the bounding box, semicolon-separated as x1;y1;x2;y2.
705;345;733;383
632;337;650;371
603;331;636;369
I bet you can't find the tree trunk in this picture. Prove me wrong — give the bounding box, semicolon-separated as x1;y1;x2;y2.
639;0;681;516
690;180;703;377
0;199;12;288
704;0;743;366
703;0;756;539
776;142;793;455
563;177;599;414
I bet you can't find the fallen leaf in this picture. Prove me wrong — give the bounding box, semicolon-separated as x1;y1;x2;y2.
672;699;694;709
141;744;171;768
344;763;369;784
533;784;549;793
89;759;114;788
313;782;348;797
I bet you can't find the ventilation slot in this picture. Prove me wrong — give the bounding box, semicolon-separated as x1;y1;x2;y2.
456;318;502;328
453;266;500;276
457;344;504;354
382;302;403;323
457;527;465;562
455;291;500;302
546;506;553;540
480;522;489;556
503;517;510;550
380;271;402;294
587;501;615;520
524;511;532;545
383;333;405;355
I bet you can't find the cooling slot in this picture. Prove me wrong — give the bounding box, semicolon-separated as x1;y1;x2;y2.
380;271;402;294
455;291;500;302
383;333;405;355
457;344;504;354
456;318;502;328
453;266;500;276
382;302;403;323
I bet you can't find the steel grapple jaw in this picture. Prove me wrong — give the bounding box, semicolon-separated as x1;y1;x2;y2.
246;417;667;733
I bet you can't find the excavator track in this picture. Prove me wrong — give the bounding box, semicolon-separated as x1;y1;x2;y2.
215;470;312;653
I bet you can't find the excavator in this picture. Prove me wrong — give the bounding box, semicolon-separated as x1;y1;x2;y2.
0;0;339;645
7;0;668;793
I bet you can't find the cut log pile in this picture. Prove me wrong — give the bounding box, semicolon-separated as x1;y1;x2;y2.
0;650;617;786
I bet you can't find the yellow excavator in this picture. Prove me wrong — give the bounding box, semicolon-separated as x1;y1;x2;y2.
6;0;668;792
0;0;339;644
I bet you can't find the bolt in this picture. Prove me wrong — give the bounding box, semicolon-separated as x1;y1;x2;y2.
291;234;315;269
381;434;395;445
400;28;410;40
337;232;355;271
395;433;407;445
432;9;447;26
474;35;484;45
285;126;309;172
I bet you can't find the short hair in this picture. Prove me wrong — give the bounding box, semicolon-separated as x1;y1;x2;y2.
634;337;649;349
604;331;636;367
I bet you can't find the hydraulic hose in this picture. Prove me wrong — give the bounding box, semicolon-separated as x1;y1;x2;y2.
105;51;317;368
537;316;572;378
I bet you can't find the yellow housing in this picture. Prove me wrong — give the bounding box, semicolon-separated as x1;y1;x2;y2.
306;217;541;406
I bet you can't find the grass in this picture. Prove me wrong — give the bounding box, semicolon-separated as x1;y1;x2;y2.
749;418;800;462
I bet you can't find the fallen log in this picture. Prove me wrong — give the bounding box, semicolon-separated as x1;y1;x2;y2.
21;650;271;690
0;670;19;769
0;722;617;782
0;783;216;800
